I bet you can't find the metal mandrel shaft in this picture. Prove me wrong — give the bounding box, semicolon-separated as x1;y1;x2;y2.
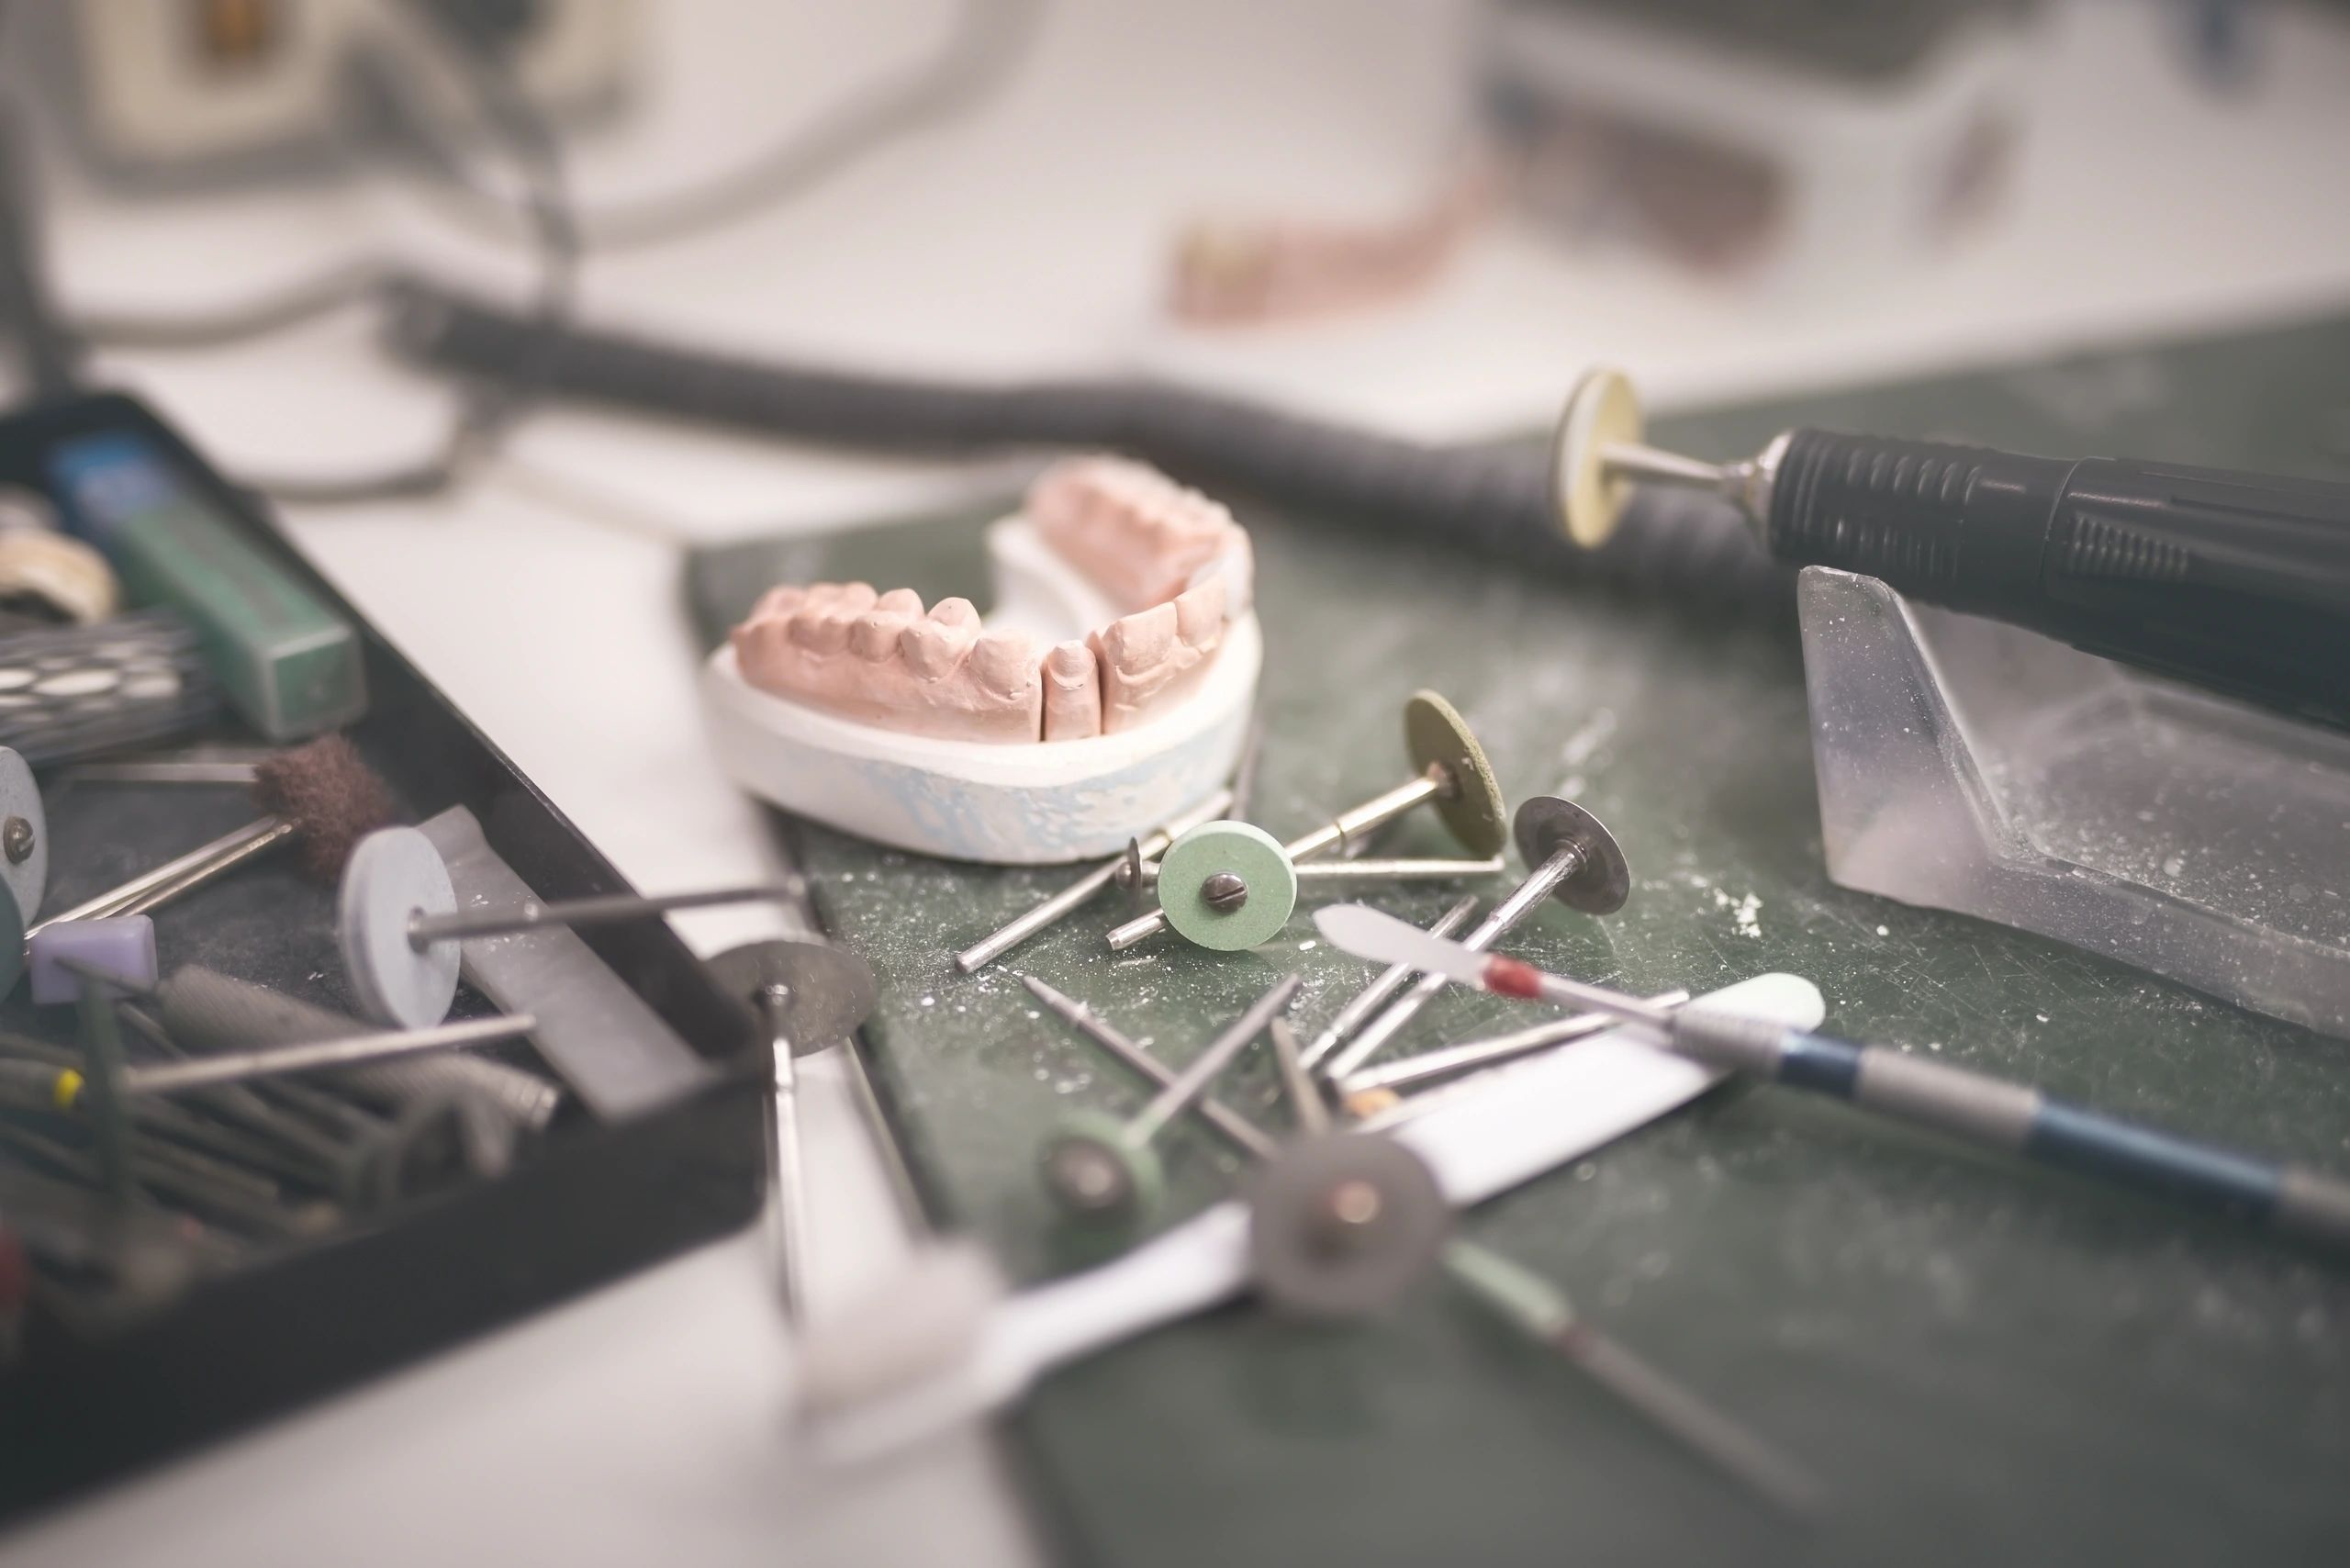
408;884;789;946
954;787;1234;974
120;1014;539;1094
1324;838;1588;1080
1444;1239;1822;1517
1126;976;1302;1147
29;818;290;935
1298;895;1478;1073
157;967;561;1133
1337;989;1690;1099
1104;772;1446;951
1021;975;1276;1160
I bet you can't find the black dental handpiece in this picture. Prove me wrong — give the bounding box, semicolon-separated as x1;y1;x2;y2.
1554;369;2350;727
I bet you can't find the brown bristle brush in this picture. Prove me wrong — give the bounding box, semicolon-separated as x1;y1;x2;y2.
250;734;398;881
32;735;401;934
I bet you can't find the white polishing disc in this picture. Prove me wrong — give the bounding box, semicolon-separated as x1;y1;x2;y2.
340;825;460;1029
1550;366;1645;548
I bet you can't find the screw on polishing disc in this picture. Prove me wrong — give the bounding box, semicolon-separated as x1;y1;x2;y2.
1550;366;1644;548
1512;795;1631;915
1248;1132;1451;1319
339;826;461;1029
0;746;46;927
706;939;878;1055
1040;1108;1163;1224
1158;820;1297;951
1402;691;1506;859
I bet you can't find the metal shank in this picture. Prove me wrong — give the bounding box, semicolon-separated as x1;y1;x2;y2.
408;882;788;946
1322;844;1585;1080
1127;975;1301;1145
1298;895;1479;1072
955;787;1233;973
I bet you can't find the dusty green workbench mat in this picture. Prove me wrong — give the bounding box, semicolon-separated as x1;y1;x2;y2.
688;312;2350;1567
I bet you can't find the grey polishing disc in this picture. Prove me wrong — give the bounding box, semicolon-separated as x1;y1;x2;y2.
0;745;47;925
706;938;878;1055
1403;692;1507;859
1512;795;1631;915
1248;1132;1451;1319
340;826;460;1029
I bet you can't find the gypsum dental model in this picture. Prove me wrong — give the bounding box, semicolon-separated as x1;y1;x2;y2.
789;968;1826;1461
702;457;1262;864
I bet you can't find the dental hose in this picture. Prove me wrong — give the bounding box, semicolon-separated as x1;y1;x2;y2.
382;279;1791;615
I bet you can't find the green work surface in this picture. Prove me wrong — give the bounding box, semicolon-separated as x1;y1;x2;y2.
688;314;2350;1566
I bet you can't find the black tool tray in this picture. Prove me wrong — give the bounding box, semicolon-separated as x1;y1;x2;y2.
0;392;770;1518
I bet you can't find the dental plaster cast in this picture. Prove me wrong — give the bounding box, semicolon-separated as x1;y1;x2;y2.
701;457;1262;863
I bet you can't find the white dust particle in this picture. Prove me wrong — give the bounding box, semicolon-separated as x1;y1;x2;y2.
1712;887;1762;938
1875;925;1889;937
920;995;936;1008
2036;1014;2049;1024
1928;1041;1943;1052
1298;939;1317;951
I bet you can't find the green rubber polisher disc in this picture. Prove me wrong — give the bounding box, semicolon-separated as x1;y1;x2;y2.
1158;820;1298;951
1039;1107;1164;1224
1403;691;1508;859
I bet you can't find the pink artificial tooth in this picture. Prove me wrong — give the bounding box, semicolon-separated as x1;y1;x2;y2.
969;630;1041;699
733;616;796;687
904;615;978;679
749;584;809;622
928;597;981;630
851;606;912;662
1095;601;1178;674
1042;641;1102;741
789;605;850;653
1173;577;1225;648
875;587;924;616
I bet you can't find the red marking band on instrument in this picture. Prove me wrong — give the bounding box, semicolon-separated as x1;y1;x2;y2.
1484;956;1544;1000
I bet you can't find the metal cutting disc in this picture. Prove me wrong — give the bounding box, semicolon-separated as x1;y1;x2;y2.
706;939;878;1056
1040;1108;1163;1224
1549;365;1644;547
0;745;48;928
339;825;461;1029
1248;1132;1451;1319
1512;795;1631;915
1402;691;1507;858
1158;820;1297;951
